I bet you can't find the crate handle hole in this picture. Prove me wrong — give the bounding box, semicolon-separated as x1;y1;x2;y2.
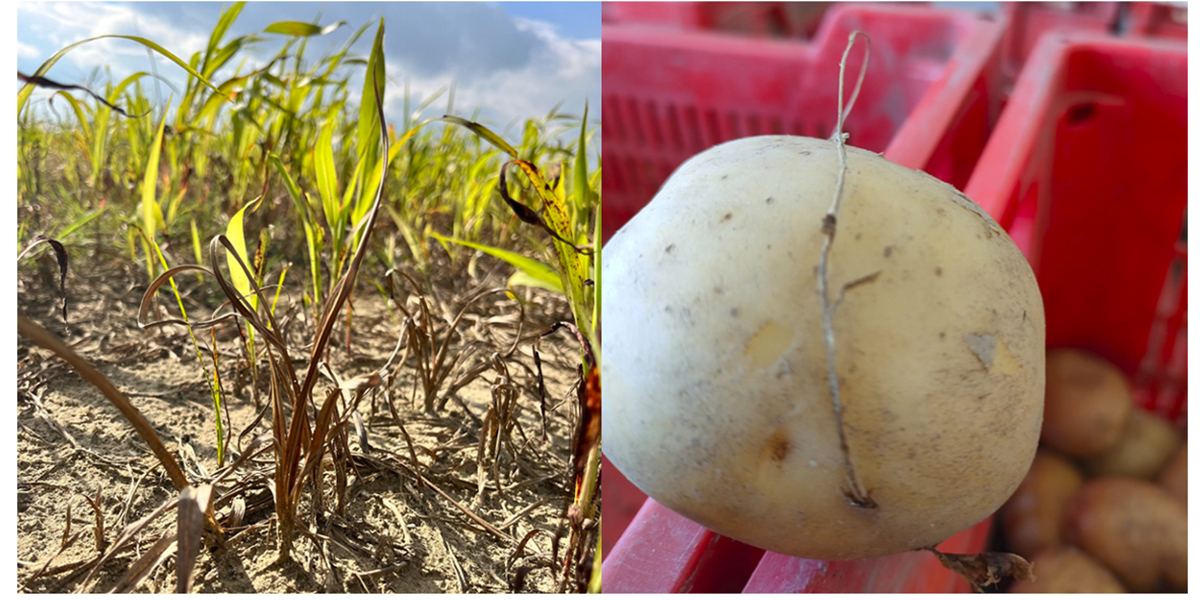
1066;102;1096;126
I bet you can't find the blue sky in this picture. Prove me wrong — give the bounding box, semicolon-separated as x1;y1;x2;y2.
17;2;600;131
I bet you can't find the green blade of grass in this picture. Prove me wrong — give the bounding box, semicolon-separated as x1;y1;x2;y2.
137;230;228;466
140;105;170;255
429;231;563;294
589;528;602;593
592;204;601;342
265;20;347;37
19;34;231;116
50;90;92;144
507;271;562;295
573;102;595;209
225;195;265;311
201;1;246;76
314;119;340;230
356;20;386;173
56;207;106;241
441;115;519;158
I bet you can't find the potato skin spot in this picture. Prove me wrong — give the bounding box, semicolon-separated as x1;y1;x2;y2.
744;320;792;369
765;429;791;464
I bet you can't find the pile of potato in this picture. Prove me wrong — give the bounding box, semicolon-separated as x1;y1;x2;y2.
1001;349;1187;593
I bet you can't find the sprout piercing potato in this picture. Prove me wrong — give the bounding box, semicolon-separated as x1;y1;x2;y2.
604;135;1045;560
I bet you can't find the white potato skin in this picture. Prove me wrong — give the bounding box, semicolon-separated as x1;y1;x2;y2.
603;136;1045;560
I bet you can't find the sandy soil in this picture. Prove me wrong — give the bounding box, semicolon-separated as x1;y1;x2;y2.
17;248;596;593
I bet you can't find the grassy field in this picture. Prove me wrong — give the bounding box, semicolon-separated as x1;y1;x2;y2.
17;5;600;593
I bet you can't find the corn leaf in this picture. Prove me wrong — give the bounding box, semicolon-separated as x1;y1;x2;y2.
314;119;340;226
442;115;519;158
265;20;347;37
19;34;231;117
225;195;265;310
507;271;563;295
140;107;169;244
57;208;106;241
430;232;562;294
574;102;594;209
356;20;386;173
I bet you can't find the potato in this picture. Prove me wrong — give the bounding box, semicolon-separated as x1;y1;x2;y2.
1158;442;1187;506
1000;449;1085;558
1064;477;1187;592
1009;546;1125;593
1082;408;1182;479
1041;349;1133;458
604;135;1045;560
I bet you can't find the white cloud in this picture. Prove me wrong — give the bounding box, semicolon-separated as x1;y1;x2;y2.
18;3;209;82
17;41;40;61
385;16;599;131
17;2;599;131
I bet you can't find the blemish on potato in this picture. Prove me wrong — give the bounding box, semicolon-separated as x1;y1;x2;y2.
764;429;790;464
722;212;733;222
990;338;1022;374
883;246;894;258
935;267;943;276
665;244;675;253
744;320;792;369
965;333;997;369
765;196;774;204
730;307;740;317
965;333;1023;374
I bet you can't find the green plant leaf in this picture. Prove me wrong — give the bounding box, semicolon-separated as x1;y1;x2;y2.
204;1;246;71
356;20;386;173
314;119;340;224
507;271;563;295
441;116;519;158
50;90;92;143
19;34;231;117
573;102;594;208
57;207;106;241
592;204;601;337
429;232;562;294
140;107;170;244
265;20;347;36
226;196;265;310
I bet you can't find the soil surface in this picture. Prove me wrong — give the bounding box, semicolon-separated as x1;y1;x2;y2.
17;246;595;593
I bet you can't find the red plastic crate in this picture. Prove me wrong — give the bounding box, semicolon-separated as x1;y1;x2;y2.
966;32;1187;424
601;24;1186;597
1128;2;1188;41
602;1;834;39
602;3;1005;244
1000;2;1120;75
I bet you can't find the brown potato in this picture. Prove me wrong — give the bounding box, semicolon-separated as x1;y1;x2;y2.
1158;442;1187;506
1010;546;1126;593
1064;477;1187;592
1042;349;1133;458
1082;409;1183;479
1000;449;1085;558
